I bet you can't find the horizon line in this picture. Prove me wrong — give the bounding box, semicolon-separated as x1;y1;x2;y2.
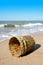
0;20;43;21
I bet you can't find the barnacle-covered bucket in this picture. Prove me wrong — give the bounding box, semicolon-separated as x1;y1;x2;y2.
9;36;35;57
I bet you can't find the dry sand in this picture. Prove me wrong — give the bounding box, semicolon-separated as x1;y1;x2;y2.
0;34;43;65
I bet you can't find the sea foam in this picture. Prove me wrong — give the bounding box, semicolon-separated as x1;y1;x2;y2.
0;23;43;42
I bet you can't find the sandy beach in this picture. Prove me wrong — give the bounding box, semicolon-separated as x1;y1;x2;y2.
0;34;43;65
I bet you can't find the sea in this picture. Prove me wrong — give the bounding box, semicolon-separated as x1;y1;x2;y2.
0;21;43;42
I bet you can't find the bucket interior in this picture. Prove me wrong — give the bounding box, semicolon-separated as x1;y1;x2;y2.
9;37;21;56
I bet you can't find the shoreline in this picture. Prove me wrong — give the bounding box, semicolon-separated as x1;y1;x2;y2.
0;32;43;42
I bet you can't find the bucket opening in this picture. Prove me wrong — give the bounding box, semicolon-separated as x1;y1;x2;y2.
9;37;21;56
9;37;20;46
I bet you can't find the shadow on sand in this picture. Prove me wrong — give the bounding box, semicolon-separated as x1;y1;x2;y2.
21;44;41;57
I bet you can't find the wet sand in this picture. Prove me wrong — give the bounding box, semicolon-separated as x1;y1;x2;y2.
0;34;43;65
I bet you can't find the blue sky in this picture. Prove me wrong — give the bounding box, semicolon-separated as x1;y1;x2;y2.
0;0;43;21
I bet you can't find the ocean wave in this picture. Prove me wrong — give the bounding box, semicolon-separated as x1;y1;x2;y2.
23;23;43;27
0;23;43;42
0;24;7;27
0;23;43;28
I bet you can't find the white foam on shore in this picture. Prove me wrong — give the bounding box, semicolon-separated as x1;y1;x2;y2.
0;27;43;42
0;34;12;42
8;27;43;37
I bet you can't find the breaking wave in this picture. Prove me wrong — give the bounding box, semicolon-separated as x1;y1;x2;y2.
0;23;43;42
0;23;43;27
